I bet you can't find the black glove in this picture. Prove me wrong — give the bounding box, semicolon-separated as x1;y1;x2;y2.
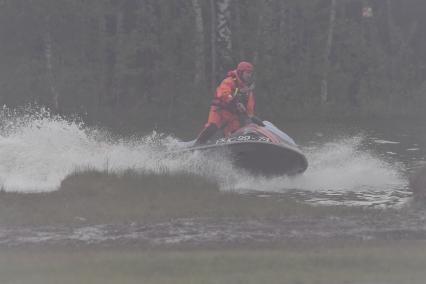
251;116;265;126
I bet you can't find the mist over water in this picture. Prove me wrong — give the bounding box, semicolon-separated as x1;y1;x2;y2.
0;107;409;206
0;107;236;192
233;136;406;191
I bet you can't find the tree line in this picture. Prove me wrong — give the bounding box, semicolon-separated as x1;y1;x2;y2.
0;0;425;129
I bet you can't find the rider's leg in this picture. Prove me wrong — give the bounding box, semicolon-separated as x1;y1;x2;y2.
223;115;241;137
194;123;218;145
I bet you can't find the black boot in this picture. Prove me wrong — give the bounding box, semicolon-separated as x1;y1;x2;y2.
194;124;218;146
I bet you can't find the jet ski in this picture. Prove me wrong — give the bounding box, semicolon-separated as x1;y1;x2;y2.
172;118;308;176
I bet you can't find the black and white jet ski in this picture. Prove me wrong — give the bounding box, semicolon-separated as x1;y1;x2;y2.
172;118;308;176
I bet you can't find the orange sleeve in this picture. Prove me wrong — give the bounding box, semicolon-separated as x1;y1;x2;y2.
215;77;235;103
247;93;255;116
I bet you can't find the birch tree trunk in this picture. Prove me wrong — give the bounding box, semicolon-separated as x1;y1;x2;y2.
101;2;124;107
385;0;395;112
278;1;289;49
320;0;337;105
191;0;206;87
233;1;245;60
44;25;59;110
102;15;115;106
216;0;233;76
253;2;265;66
112;9;124;106
210;0;217;91
253;0;273;66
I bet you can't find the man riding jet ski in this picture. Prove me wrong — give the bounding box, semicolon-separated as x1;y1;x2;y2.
194;61;256;145
186;62;308;176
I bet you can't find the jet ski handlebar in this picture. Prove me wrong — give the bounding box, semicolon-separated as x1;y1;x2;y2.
239;112;265;127
250;115;265;127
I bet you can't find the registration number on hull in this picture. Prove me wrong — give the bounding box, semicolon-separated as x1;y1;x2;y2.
215;135;271;144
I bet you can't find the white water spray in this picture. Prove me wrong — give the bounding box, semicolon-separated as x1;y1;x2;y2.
230;136;407;195
0;107;407;200
0;107;237;192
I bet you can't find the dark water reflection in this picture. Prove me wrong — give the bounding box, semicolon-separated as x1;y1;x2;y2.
251;118;425;208
0;118;425;247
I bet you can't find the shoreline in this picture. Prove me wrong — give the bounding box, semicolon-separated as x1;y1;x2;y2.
1;240;426;284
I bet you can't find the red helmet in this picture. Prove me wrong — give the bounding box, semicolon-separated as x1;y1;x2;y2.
237;61;253;72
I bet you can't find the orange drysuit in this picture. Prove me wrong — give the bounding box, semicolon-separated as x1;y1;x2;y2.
205;70;255;137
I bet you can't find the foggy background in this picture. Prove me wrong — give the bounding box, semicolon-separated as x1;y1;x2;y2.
1;0;425;134
2;3;426;283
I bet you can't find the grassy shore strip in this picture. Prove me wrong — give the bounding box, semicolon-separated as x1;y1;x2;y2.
0;170;365;226
1;240;426;284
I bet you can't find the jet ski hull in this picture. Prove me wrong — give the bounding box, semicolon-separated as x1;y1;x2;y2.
226;141;307;176
172;121;308;176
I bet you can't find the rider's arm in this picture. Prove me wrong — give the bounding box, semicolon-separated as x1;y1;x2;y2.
216;77;235;103
246;93;255;116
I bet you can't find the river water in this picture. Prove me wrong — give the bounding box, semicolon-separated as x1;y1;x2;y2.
268;118;424;207
0;107;425;247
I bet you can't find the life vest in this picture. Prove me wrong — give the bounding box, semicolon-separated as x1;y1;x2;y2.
211;72;252;114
